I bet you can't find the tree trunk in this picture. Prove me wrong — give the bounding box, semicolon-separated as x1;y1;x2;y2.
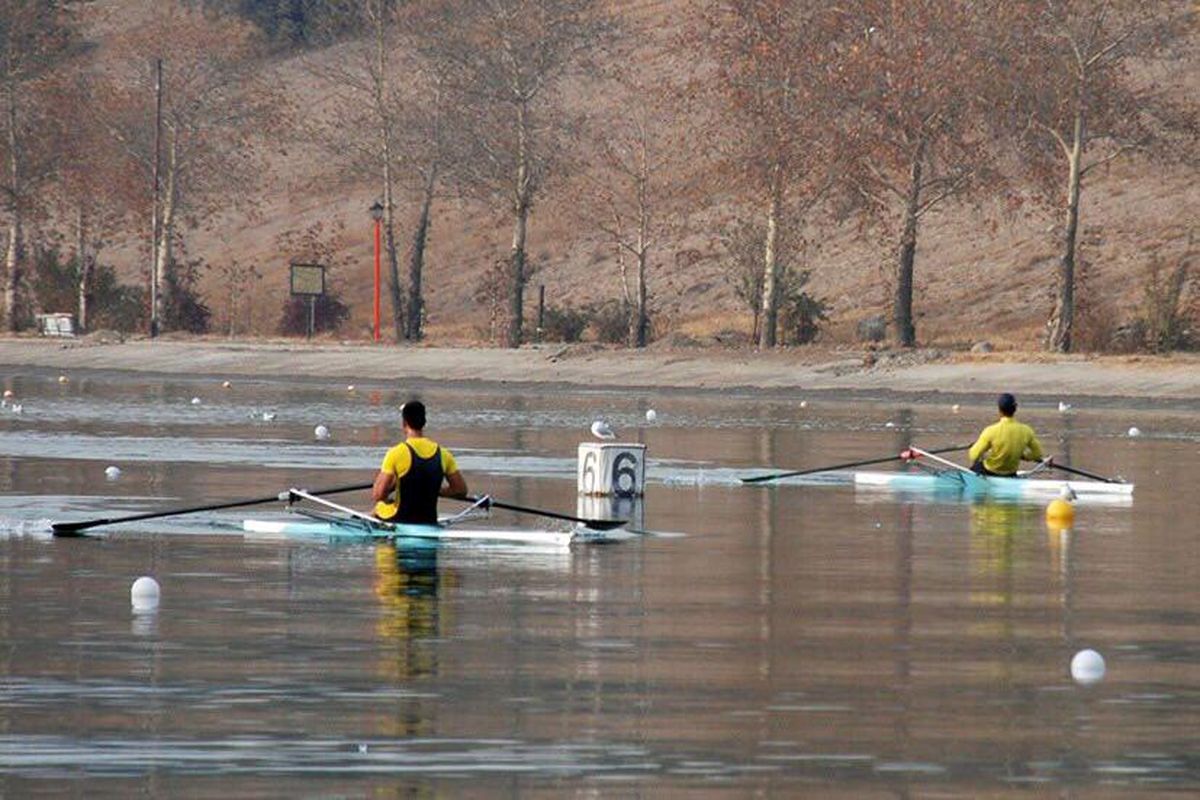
1047;107;1085;353
406;163;437;341
372;4;403;342
758;162;784;349
383;172;403;341
507;101;532;349
4;71;22;332
154;133;178;331
634;246;648;348
893;138;926;348
76;205;92;333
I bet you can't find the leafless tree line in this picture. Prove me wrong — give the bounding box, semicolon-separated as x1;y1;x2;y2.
0;0;1194;351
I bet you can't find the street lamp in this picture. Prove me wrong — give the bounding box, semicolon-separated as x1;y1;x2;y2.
369;200;383;343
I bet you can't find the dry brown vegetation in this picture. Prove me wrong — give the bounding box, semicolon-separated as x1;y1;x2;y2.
2;0;1197;353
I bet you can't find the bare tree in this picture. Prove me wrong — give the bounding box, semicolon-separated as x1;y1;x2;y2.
585;82;667;348
1001;0;1197;352
841;0;1001;348
300;1;465;342
427;0;612;348
696;0;847;348
90;3;276;334
0;0;75;331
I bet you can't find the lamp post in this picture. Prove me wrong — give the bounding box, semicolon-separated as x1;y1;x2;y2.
369;200;383;342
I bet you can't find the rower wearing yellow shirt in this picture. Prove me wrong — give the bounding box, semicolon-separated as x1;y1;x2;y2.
372;401;468;523
968;393;1048;477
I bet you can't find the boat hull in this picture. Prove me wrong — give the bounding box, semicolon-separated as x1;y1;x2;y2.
853;470;1133;501
241;516;623;547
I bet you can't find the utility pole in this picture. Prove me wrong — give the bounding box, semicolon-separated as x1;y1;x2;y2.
149;58;162;337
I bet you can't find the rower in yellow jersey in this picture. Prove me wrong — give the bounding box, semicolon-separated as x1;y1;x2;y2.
968;393;1048;477
372;401;468;523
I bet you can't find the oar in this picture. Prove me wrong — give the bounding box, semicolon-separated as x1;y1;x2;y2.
462;495;627;531
740;443;972;484
1048;462;1123;484
51;481;374;537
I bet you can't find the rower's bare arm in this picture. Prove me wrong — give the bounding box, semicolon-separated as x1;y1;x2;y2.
442;470;467;499
372;470;395;503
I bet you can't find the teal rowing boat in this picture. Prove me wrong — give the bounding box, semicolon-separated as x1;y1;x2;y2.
854;469;1133;501
241;515;626;547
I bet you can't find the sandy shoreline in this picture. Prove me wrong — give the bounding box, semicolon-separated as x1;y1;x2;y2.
0;337;1197;407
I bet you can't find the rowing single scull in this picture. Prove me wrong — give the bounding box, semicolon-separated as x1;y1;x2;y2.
242;489;631;547
853;447;1133;501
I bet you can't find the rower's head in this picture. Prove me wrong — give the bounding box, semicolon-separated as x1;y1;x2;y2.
997;393;1017;417
401;400;426;435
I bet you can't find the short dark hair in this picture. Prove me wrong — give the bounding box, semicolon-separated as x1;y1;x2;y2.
998;393;1017;416
401;400;426;430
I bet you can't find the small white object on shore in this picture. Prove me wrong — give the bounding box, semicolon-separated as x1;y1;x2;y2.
314;424;331;441
885;421;895;428
222;380;232;388
1058;401;1072;413
261;411;276;422
131;576;160;611
347;385;356;392
590;420;615;440
1127;426;1141;437
2;389;12;398
1070;648;1106;685
58;375;69;384
104;465;122;481
799;400;808;409
645;409;657;423
951;404;960;413
190;397;202;405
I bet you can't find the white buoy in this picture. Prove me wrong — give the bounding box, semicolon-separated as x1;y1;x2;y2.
222;380;232;388
104;465;122;481
346;385;356;392
261;411;276;422
799;400;808;408
1058;401;1072;413
1071;648;1106;685
58;375;69;384
314;424;331;441
885;421;895;428
590;420;615;440
10;403;21;414
645;409;657;423
1127;426;1141;437
130;576;161;611
951;404;961;413
190;397;202;405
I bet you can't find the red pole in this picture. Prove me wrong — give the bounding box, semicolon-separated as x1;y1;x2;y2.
373;218;381;342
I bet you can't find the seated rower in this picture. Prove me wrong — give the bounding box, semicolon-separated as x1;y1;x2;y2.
372;400;468;524
968;393;1047;477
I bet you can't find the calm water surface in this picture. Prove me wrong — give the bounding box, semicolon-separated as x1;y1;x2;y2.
1;370;1198;797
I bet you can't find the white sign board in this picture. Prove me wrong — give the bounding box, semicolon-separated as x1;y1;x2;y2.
577;442;646;497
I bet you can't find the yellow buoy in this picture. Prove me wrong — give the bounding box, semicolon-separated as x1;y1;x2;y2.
1046;498;1075;526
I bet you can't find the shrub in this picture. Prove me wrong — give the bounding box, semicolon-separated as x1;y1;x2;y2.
278;292;351;336
1135;253;1194;352
30;245;148;333
780;274;829;345
539;304;588;342
163;257;212;334
587;299;631;344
